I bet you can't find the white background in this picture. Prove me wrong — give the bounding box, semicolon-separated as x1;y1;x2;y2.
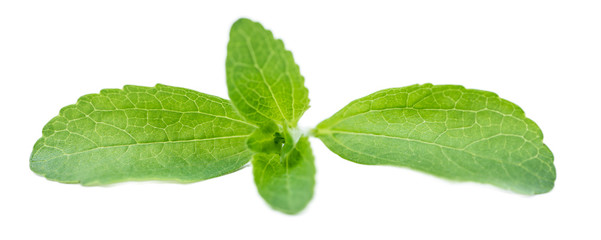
1;1;600;239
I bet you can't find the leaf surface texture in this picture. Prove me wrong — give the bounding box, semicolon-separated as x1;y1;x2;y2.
31;84;256;185
226;18;309;127
316;84;555;194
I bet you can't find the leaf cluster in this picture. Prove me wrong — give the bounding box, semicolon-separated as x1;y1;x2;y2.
30;18;555;214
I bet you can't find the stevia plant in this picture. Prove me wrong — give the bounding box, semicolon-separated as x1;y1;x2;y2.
30;18;556;214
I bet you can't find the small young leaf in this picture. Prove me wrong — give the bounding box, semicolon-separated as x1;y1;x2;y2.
315;84;555;194
30;84;257;185
246;123;285;154
252;136;315;214
226;18;310;127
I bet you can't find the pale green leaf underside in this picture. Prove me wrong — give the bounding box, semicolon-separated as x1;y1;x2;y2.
226;18;310;127
30;84;257;185
316;84;555;194
252;136;315;214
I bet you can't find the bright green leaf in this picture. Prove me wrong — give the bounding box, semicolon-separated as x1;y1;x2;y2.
315;84;555;194
226;18;310;127
252;136;315;214
30;84;257;185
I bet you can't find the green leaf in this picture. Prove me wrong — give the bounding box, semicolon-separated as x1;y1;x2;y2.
252;136;315;214
30;84;257;185
226;18;315;213
226;18;310;127
315;84;555;194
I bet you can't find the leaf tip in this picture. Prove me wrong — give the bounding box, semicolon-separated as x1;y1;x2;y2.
231;18;260;31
